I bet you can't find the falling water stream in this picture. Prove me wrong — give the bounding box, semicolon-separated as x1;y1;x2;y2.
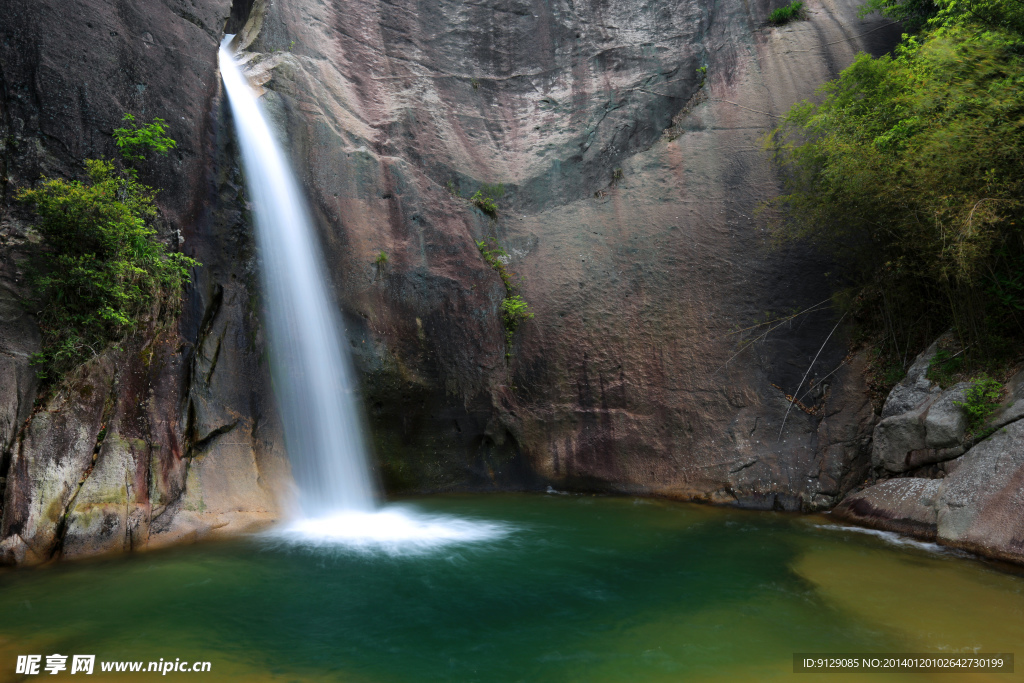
218;37;502;549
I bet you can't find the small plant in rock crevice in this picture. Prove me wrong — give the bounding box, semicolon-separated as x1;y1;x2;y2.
954;374;1003;433
769;1;806;24
501;295;534;348
472;183;504;217
470;190;498;217
446;180;505;218
374;250;389;267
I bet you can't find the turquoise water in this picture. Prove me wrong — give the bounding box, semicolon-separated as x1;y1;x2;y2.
0;494;1022;682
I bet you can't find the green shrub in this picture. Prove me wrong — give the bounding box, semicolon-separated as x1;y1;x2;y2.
374;250;389;266
501;295;534;344
470;190;498;217
17;118;198;382
450;181;504;217
954;374;1003;432
769;1;805;25
470;184;503;217
112;114;176;162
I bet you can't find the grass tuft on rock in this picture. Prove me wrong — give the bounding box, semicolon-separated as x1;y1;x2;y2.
769;1;806;25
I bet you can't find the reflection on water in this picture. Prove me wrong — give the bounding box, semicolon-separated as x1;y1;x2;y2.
0;495;1020;683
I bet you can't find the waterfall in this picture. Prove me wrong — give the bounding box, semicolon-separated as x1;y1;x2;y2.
218;37;509;553
218;37;376;516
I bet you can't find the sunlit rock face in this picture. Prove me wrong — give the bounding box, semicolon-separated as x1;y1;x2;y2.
0;0;902;563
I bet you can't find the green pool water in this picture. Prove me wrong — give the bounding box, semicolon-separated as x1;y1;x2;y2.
0;494;1021;682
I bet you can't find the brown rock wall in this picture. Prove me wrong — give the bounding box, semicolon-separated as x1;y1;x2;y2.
239;0;897;507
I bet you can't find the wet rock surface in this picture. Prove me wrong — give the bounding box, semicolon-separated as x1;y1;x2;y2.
835;419;1024;564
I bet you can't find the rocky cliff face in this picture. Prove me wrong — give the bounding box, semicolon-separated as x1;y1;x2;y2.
0;0;901;564
0;0;290;564
239;0;897;507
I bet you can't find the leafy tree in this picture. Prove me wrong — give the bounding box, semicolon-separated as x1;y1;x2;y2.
17;117;198;381
764;1;1024;363
859;0;941;33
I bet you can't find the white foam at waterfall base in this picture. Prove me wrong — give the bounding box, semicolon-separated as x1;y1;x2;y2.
268;506;513;556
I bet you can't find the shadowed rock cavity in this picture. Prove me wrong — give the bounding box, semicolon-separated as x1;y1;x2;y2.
224;0;256;35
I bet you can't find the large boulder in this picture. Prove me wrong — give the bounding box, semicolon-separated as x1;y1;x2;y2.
871;341;969;473
936;420;1024;563
880;341;940;418
832;477;941;539
923;384;969;448
835;418;1024;564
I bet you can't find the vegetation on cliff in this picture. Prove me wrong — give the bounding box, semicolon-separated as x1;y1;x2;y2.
955;373;1004;433
17;115;198;381
765;0;1024;376
769;1;807;25
447;180;504;218
477;238;533;359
